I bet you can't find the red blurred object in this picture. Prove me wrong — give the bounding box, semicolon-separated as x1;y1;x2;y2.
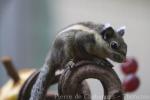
122;74;140;92
121;58;138;75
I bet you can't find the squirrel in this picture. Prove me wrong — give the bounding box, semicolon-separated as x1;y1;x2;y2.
30;22;127;100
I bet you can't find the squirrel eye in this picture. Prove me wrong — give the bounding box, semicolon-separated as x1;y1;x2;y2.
110;41;119;49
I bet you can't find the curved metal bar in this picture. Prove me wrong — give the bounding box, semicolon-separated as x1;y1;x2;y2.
21;60;123;100
58;60;124;100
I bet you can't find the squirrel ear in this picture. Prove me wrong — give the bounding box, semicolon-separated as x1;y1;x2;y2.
101;24;115;40
103;23;111;29
117;26;126;37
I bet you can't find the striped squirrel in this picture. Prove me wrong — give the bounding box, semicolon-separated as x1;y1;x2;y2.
30;22;127;100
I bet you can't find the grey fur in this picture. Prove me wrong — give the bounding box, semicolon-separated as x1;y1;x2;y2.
30;22;127;100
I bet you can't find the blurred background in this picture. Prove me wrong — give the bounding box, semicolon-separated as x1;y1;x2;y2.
0;0;150;100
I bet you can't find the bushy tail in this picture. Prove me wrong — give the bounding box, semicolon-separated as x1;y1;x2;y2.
30;64;55;100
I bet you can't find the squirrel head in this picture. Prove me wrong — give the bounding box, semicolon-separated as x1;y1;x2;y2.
101;24;127;63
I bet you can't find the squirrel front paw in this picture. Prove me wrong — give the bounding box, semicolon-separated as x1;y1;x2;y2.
65;61;75;69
